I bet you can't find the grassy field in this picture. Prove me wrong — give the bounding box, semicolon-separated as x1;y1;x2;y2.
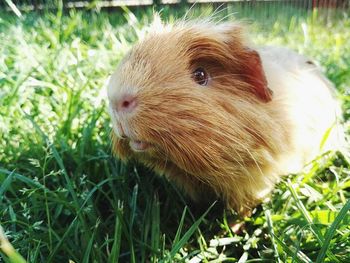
0;3;350;263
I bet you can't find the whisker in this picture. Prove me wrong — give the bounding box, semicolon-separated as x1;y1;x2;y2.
210;3;228;20
215;12;239;24
182;1;199;22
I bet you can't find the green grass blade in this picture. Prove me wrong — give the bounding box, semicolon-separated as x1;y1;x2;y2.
166;202;216;261
3;0;22;17
129;184;138;231
316;198;350;263
0;169;49;192
24;115;80;211
172;206;188;246
319;124;334;150
82;230;95;263
287;180;313;223
150;195;160;262
287;180;339;262
47;178;117;261
108;202;123;263
272;234;312;263
0;226;26;263
128;185;138;263
0;171;14;198
264;208;282;263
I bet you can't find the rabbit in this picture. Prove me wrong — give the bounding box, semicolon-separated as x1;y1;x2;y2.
107;20;344;216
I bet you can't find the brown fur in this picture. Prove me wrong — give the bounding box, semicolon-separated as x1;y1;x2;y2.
107;21;343;215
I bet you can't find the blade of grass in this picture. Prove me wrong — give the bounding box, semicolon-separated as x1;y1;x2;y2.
129;184;138;231
0;169;49;192
108;201;123;263
150;195;160;262
264;208;282;263
47;177;117;262
0;171;14;198
316;198;350;263
165;202;216;262
272;233;312;263
24;114;80;210
172;206;188;246
287;179;339;262
4;0;22;18
128;184;138;263
82;229;96;263
0;226;26;263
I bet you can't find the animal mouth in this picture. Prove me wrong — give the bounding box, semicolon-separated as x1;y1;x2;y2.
114;120;151;152
129;140;150;152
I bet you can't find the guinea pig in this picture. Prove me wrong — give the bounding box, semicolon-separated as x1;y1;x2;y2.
107;19;344;215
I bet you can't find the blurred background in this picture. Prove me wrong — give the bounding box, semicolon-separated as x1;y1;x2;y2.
1;1;349;263
2;0;350;11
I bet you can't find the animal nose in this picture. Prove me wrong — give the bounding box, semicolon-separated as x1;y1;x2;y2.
116;94;137;113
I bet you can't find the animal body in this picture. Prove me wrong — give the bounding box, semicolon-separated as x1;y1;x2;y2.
107;20;343;215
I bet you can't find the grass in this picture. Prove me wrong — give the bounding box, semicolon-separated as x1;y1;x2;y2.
0;2;350;262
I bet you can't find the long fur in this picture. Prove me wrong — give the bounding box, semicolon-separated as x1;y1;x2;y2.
107;20;344;215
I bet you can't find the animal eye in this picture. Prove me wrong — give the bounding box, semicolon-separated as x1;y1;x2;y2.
192;67;209;86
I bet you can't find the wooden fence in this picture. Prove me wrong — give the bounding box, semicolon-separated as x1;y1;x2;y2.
2;0;349;11
0;0;350;10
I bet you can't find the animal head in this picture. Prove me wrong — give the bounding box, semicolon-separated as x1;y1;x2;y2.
107;20;279;210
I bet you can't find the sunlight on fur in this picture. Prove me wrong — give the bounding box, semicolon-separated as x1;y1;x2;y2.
107;18;345;216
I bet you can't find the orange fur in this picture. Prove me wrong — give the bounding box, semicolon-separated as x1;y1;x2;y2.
107;20;344;215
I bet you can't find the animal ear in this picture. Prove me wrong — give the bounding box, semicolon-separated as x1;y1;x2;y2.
184;22;272;102
220;24;272;102
239;48;272;102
